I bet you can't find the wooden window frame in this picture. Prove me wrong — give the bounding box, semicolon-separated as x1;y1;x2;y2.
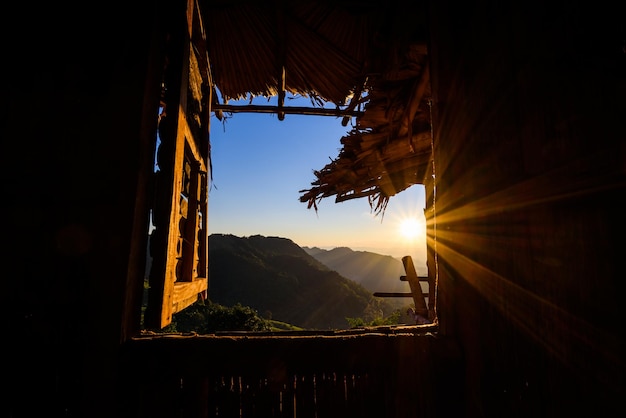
144;0;210;329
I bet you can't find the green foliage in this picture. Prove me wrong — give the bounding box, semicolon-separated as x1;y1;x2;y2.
346;309;403;328
345;317;367;328
167;299;272;333
267;320;304;332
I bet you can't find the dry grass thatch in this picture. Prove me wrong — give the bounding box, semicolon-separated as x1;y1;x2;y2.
203;0;432;213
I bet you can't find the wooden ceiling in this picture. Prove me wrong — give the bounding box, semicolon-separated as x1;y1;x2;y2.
202;0;432;213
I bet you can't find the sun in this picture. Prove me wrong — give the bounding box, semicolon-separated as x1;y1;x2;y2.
398;217;424;240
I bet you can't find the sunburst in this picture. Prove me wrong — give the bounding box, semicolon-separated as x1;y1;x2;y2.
398;217;425;241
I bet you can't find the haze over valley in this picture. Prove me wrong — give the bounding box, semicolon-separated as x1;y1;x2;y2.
207;234;424;329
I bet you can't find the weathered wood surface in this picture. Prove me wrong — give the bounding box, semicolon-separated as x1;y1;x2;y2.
429;0;626;416
402;256;429;319
145;1;210;329
123;329;459;418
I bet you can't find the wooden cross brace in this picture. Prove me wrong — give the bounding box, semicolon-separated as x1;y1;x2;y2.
401;255;429;319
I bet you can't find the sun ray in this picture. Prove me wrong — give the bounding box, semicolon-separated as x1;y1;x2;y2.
399;218;425;240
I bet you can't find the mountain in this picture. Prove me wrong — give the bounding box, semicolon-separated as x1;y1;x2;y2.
302;246;414;293
208;234;397;329
302;246;427;310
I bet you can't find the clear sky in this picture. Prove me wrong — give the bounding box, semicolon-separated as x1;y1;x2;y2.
208;95;428;267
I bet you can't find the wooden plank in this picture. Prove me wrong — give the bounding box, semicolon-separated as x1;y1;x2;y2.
400;275;429;282
294;374;316;418
172;278;208;314
402;256;429;319
373;292;429;298
178;114;208;173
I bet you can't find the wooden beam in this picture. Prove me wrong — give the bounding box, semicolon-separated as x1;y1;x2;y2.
275;1;286;121
402;256;429;319
399;62;430;140
172;278;208;314
400;275;430;282
212;104;364;118
373;292;429;298
278;66;286;121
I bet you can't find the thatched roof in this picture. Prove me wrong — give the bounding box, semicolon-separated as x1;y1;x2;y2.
203;0;432;213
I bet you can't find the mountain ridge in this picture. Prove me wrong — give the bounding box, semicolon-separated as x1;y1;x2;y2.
208;234;399;329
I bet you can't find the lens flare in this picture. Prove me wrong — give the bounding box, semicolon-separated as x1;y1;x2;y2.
399;218;425;240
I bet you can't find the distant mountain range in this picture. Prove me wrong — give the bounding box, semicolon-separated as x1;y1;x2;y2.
208;234;407;329
302;246;428;311
302;246;409;294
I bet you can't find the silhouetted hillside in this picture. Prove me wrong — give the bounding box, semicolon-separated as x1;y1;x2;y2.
302;246;428;310
208;234;397;329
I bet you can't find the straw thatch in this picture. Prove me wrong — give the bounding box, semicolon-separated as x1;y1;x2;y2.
204;0;431;213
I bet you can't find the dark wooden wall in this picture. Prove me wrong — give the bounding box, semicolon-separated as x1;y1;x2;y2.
4;1;163;416
428;0;626;416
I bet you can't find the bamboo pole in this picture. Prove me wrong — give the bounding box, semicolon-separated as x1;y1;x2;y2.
212;104;363;118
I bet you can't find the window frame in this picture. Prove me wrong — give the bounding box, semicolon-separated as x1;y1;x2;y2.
144;0;210;329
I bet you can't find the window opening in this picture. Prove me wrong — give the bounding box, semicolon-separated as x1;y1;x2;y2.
139;0;436;333
196;93;433;333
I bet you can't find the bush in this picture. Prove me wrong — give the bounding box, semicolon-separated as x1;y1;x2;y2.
346;309;403;328
169;299;271;333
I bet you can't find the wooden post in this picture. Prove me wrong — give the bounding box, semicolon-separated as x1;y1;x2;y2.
402;256;429;320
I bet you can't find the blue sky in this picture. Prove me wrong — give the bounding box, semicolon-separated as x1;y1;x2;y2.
208;95;427;268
